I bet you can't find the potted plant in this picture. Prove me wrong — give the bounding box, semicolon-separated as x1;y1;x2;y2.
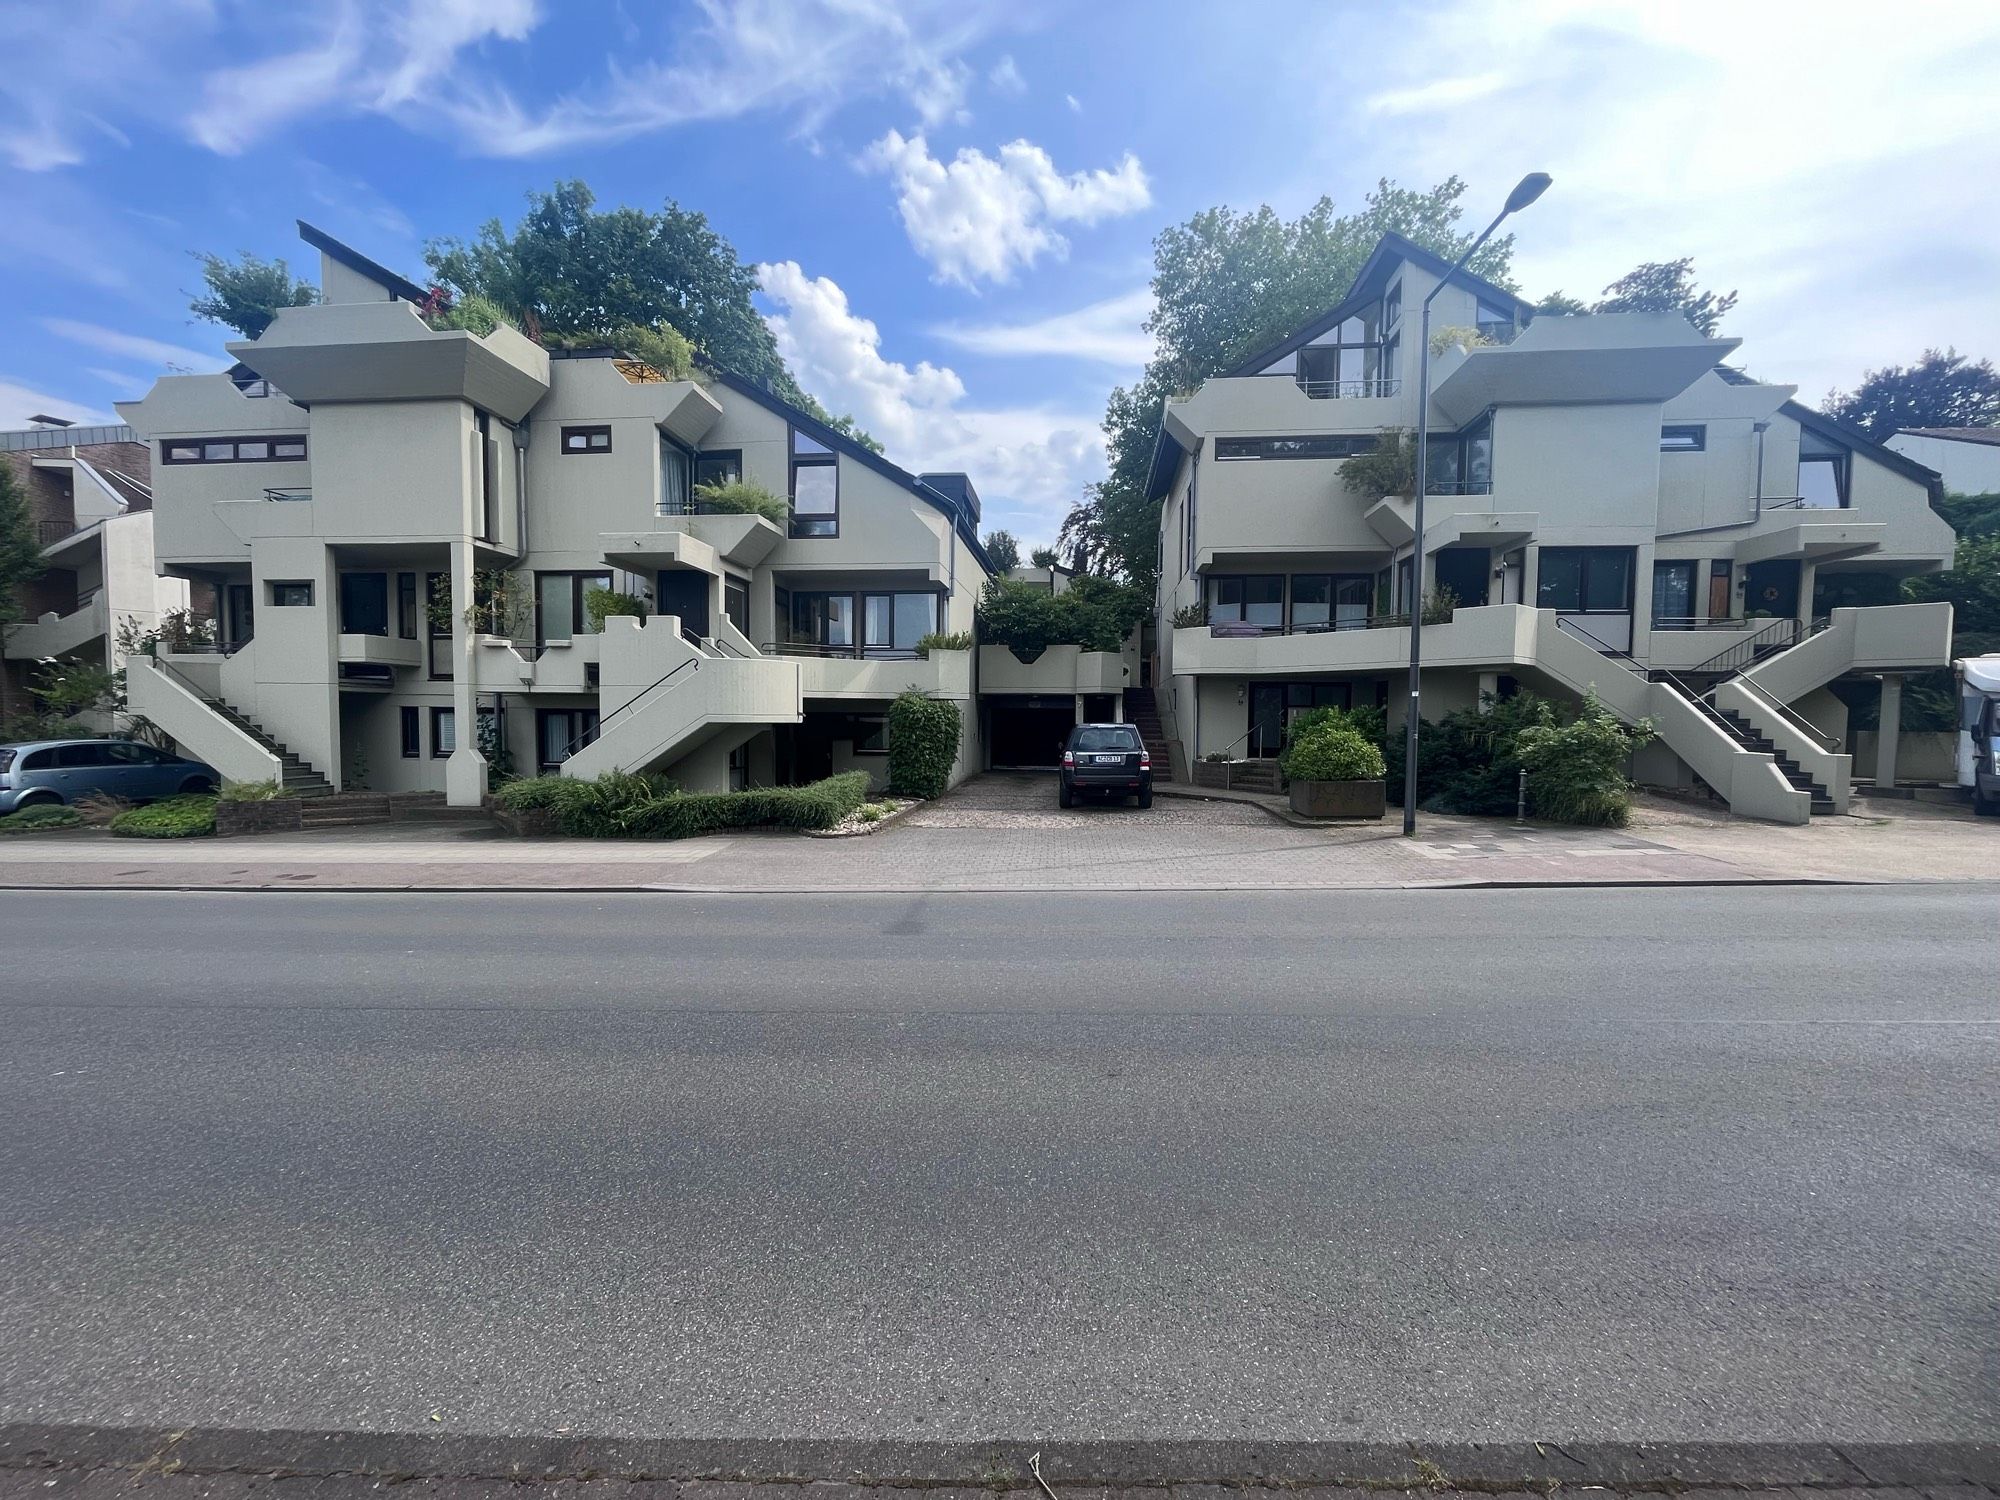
1280;722;1387;819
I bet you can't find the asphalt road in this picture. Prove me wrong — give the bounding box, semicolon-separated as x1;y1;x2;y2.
1;886;1995;1447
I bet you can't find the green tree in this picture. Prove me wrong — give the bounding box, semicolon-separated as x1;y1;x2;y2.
0;461;44;725
1062;177;1518;588
981;529;1021;572
1590;258;1737;336
424;181;877;449
189;252;319;338
1824;348;2000;438
1029;545;1060;568
1534;289;1591;316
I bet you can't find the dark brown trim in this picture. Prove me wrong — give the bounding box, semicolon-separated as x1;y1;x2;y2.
399;705;420;758
560;424;613;456
161;435;307;465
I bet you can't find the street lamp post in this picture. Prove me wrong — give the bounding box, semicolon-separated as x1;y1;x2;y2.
1402;171;1552;837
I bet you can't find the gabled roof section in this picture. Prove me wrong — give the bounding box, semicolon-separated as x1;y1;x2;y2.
1896;426;2000;447
1787;401;1944;503
297;219;430;305
704;367;995;576
1225;231;1533;379
1143;423;1187;503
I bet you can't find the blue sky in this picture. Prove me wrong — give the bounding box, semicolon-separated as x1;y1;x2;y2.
4;0;1999;547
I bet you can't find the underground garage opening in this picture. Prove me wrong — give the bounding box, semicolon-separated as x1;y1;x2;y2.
986;696;1077;769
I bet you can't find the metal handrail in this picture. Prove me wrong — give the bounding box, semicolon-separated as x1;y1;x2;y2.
1209;613;1407;638
1727;677;1841;752
263;487;311;502
559;654;700;759
1686;615;1799;678
1296;378;1402;400
1650;615;1752;632
1554;615;1649;674
37;520;78;546
761;641;922;661
1420;480;1494;496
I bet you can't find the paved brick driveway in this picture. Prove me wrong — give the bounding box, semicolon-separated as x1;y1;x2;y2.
903;769;1268;829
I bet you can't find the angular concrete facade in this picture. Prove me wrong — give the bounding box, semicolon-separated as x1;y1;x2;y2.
1150;234;1959;819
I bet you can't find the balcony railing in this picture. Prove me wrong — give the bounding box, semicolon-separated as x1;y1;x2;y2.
1421;479;1493;496
764;640;922;662
657;498;783;520
263;487;312;502
1297;378;1402;400
1207;614;1409;638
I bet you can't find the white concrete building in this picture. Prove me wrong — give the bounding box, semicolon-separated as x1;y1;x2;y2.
116;224;999;803
1884;428;2000;497
1150;234;1960;821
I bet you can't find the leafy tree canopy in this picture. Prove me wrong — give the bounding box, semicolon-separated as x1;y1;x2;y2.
1824;347;2000;439
981;529;1021;573
1537;258;1738;337
1062;177;1518;589
424;181;878;450
189;252;319;339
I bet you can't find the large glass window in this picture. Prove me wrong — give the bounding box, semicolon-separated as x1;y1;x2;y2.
1289;574;1373;632
659;438;691;515
430;707;455;757
1475;298;1516;343
1798;431;1849;508
397;572;418;640
696;450;743;490
1538;547;1634;614
1426;412;1493;494
538;708;599;772
1206;575;1284;630
535;571;612;646
861;592;938;654
724;575;750;636
1294;311;1389;397
1652;560;1697;627
790;429;838;537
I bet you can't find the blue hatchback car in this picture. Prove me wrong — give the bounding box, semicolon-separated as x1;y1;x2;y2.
0;738;219;813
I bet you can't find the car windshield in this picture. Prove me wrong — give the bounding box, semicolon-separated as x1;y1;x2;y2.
1073;727;1139;752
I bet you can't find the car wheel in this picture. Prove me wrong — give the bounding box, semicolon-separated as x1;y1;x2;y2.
13;791;61;809
1137;787;1153;809
1058;779;1073;809
179;776;216;795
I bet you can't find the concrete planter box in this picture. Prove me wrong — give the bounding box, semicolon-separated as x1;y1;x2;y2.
1289;779;1387;820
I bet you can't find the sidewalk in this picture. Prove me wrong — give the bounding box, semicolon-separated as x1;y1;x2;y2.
0;780;1988;892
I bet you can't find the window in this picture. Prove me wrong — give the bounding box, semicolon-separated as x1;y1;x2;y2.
1660;424;1706;452
695;450;743;489
1214;434;1381;461
562;425;612;455
1537;547;1634;614
1183;462;1197;578
430;707;455;757
535;571;612;647
724;575;750;636
1383;282;1402;330
789;591;854;650
1073;726;1142;752
400;707;420;758
851;715;889;755
1798;431;1849;508
269;580;313;607
789;428;838;537
338;573;388;635
1206;575;1284;630
18;748;54;771
1475;298;1516;343
55;742;111;768
537;708;599;772
1294;312;1388;397
1652;560;1697;627
1425;412;1493;494
427;573;452;680
862;592;939;654
397;573;418;640
1290;574;1373;632
659;436;691;514
161;434;307;464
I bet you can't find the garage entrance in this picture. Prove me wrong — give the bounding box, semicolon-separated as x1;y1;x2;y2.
986;695;1075;768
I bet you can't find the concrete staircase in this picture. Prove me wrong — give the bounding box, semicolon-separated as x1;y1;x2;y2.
1124;686;1175;783
194;697;334;798
1709;706;1837;814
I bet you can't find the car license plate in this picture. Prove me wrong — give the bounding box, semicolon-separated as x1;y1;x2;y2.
1094;754;1123;764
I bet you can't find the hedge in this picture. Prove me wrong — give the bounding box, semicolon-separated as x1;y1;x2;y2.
1280;724;1386;783
887;691;961;799
0;804;83;834
110;795;217;838
496;769;868;839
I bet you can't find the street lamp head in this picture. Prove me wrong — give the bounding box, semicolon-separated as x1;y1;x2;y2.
1504;172;1553;215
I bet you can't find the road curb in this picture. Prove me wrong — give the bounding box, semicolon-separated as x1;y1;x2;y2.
2;1425;1996;1490
0;878;1888;895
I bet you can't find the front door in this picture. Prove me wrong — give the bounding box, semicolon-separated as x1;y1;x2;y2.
1248;684;1286;758
1744;560;1800;620
656;570;710;638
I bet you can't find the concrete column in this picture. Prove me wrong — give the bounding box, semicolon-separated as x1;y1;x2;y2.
1113;691;1125;723
445;538;488;807
1798;560;1818;634
1477;672;1501;711
1874;674;1903;788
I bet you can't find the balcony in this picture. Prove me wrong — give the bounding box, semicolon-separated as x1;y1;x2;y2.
475;632;601;692
2;590;108;660
979;643;1136;696
337;633;423;669
603;510;782;575
776;642;974;700
1174;604;1540;676
1298;377;1402;401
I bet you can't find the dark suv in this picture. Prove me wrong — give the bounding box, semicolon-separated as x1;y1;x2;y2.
1059;723;1152;809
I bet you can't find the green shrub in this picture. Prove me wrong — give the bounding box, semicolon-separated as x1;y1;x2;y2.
620;771;869;839
613;321;694;380
1281;725;1386;783
888;691;961;799
915;630;973;656
1515;692;1656;826
694;479;788;523
0;804;84;833
977;574;1148;655
584;587;648;631
1286;703;1387;748
1340;426;1418;499
1170;601;1208;629
427;294;515;336
219;778;293;802
110;795;217;838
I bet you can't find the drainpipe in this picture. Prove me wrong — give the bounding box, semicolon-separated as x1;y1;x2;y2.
1752;420;1769;521
512;422;531;557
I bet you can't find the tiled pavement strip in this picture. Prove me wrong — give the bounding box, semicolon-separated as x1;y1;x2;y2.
0;774;1987;892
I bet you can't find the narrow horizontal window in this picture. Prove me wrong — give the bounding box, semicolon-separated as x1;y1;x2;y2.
561;425;612;454
1660;424;1706;452
1213;435;1380;461
161;435;308;464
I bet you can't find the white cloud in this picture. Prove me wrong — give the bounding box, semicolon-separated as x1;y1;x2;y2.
860;129;1152;287
42;319;229;374
934;288;1155;366
1364;71;1506;115
905;58;972;129
1064;93;1081;114
757;262;1103;543
0;380;118;431
988;54;1026;95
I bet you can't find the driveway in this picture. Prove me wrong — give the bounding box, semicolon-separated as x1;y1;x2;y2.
903;768;1268;828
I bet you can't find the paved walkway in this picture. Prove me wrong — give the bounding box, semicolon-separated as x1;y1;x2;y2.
1;773;1989;891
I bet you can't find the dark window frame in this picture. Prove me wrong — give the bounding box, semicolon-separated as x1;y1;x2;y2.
1536;546;1636;615
1660;424;1707;452
1798;452;1850;509
397;572;418;640
429;706;455;759
1205;573;1286;630
850;714;889;756
161;434;308;465
536;706;600;773
400;706;420;758
1214;434;1381;461
534;569;614;649
268;579;314;607
695;449;744;489
560;424;613;456
788;428;839;539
